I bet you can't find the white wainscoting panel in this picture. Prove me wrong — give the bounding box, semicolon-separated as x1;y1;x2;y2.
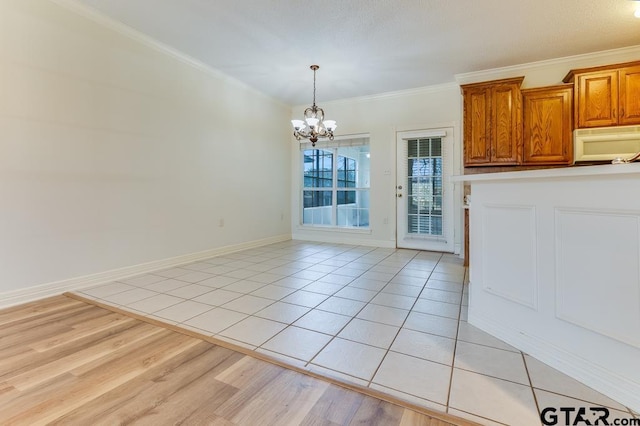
481;204;538;310
457;166;640;411
555;209;640;349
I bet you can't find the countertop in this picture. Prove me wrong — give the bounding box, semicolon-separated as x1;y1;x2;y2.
452;162;640;183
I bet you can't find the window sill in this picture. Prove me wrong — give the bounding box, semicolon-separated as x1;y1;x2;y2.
296;225;372;235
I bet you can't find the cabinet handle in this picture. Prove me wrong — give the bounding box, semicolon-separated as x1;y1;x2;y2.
620;108;625;118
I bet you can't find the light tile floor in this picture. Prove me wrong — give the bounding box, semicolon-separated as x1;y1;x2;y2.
74;240;638;426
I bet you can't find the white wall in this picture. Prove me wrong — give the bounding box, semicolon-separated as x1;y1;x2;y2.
291;84;464;249
0;0;292;297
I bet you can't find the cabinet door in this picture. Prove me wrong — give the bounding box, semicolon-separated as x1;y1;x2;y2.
576;70;618;128
463;87;491;165
619;65;640;125
522;86;573;165
491;83;520;164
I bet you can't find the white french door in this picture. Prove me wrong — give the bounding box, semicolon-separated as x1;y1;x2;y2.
396;129;454;252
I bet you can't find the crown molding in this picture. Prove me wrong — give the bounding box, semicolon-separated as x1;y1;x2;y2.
455;45;640;85
47;0;289;109
298;82;460;109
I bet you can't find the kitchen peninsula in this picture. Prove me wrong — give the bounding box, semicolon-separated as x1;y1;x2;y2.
452;163;640;412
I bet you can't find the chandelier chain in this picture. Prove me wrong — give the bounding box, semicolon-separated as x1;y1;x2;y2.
312;67;317;107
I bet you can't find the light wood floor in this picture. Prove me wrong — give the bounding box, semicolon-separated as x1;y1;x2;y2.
0;296;475;426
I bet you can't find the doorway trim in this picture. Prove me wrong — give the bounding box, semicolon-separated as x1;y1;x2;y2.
395;126;458;252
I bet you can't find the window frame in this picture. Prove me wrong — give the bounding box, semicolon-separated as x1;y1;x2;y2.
300;138;370;229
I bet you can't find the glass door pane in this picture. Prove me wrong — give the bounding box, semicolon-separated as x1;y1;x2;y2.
406;138;443;237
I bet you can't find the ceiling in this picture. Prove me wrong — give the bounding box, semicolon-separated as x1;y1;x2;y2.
76;0;640;105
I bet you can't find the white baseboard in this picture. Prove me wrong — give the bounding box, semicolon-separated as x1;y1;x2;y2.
469;310;640;412
0;234;291;310
292;232;395;248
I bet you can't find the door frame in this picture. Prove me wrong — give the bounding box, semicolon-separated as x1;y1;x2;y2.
395;127;457;253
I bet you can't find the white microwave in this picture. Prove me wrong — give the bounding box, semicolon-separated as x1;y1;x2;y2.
573;125;640;163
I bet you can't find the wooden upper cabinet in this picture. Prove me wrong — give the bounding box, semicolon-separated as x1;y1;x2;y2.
619;65;640;125
462;77;523;166
463;86;490;165
492;82;521;162
522;84;573;165
576;70;618;128
564;61;640;128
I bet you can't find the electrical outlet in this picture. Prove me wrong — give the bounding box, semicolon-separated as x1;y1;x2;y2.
383;217;389;225
218;218;224;227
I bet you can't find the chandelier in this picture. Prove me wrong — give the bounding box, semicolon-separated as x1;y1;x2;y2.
291;65;337;147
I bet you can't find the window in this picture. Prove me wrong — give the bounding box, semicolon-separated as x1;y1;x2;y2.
407;137;443;236
302;138;370;228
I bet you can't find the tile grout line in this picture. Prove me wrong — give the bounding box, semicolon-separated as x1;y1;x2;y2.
302;249;431;368
251;246;379;365
127;245;355;332
104;248;313;335
76;242;477;418
132;245;369;353
189;266;344;339
443;272;468;416
291;250;389;370
448;408;511;426
303;249;420;371
442;254;463;413
88;244;452;356
364;251;442;389
522;351;542;419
